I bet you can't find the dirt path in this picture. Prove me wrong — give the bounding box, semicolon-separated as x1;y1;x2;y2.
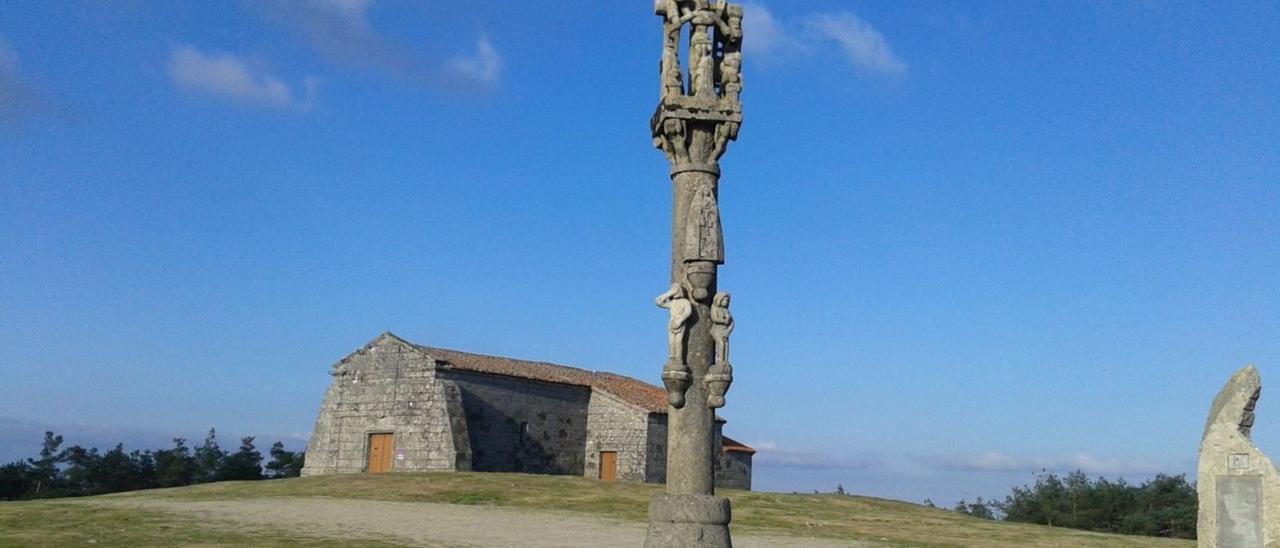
92;497;864;547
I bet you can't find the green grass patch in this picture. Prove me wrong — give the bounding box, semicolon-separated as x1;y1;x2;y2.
35;472;1196;547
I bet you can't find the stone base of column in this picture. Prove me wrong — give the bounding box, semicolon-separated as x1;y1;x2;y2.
644;493;732;547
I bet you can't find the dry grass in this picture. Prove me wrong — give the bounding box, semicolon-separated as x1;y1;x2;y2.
87;471;1195;547
0;498;409;547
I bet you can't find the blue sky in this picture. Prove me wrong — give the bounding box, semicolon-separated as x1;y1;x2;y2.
1;1;1277;506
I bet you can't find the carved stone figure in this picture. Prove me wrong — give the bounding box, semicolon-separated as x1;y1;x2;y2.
710;292;733;364
724;4;743;42
661;50;683;98
711;120;739;160
704;292;734;409
720;52;742;102
689;31;715;97
655;283;693;408
1197;365;1280;547
656;283;693;364
659;118;689;164
682;182;723;265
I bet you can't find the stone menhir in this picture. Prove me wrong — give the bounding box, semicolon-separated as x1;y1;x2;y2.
646;1;745;546
300;332;753;489
1197;365;1280;548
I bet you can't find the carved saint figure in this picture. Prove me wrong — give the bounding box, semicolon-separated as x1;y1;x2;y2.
683;182;723;263
661;50;684;98
655;283;694;365
656;283;695;408
689;31;715;97
710;292;734;364
725;4;744;41
719;52;741;102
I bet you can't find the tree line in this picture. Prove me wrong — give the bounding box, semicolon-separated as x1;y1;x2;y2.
947;470;1197;539
0;429;305;500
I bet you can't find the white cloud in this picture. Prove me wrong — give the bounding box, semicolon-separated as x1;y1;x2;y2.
751;441;882;470
932;451;1165;476
804;12;907;78
444;36;502;88
741;3;796;55
168;44;317;110
312;0;373;18
740;4;907;79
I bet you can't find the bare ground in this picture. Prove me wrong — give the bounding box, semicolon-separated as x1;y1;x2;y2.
88;497;865;547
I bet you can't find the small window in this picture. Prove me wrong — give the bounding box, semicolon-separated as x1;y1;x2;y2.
518;422;529;443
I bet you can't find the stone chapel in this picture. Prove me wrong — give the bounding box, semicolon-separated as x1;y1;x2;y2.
301;332;753;489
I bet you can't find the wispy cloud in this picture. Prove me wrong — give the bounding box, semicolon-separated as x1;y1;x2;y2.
444;36;502;88
741;3;907;79
929;451;1166;476
751;441;882;470
804;13;907;78
253;0;502;91
741;3;797;55
254;0;394;70
750;439;1167;479
167;44;318;110
0;33;69;128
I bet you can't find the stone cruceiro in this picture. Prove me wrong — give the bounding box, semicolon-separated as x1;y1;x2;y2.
645;1;745;546
1198;365;1280;548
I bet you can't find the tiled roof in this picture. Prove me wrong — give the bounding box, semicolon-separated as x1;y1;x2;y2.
721;435;756;454
417;345;671;413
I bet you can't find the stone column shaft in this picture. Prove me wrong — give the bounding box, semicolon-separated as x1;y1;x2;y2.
668;167;719;496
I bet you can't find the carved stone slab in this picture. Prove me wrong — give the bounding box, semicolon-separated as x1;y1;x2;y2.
1197;365;1280;548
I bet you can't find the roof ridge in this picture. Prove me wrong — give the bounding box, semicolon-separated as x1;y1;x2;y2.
417;344;601;375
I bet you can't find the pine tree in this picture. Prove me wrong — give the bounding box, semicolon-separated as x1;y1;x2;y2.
216;437;263;481
154;438;197;487
26;431;63;497
265;442;304;479
194;428;225;483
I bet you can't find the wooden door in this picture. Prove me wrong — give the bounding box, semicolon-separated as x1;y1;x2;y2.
367;433;394;473
599;451;618;482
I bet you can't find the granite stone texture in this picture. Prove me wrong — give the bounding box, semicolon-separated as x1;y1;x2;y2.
1197;365;1279;548
443;370;589;475
301;334;470;476
585;390;653;482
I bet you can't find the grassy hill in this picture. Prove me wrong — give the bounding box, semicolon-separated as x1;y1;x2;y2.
0;472;1195;547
